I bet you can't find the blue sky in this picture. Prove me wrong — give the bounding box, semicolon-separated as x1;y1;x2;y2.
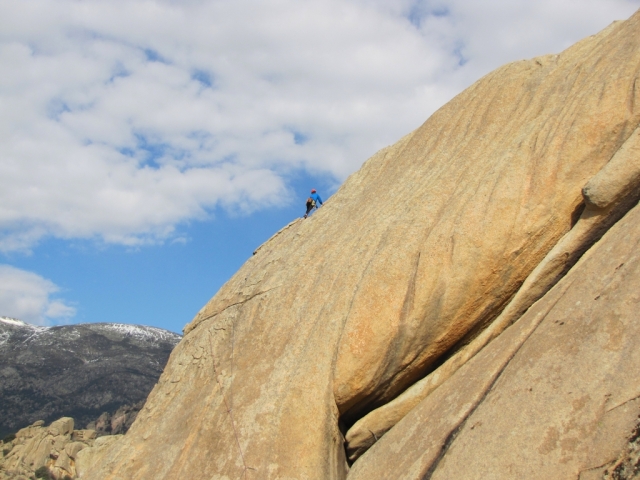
3;171;332;333
1;0;639;333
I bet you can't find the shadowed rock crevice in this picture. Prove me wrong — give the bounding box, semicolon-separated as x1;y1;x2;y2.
343;116;640;462
602;415;640;479
347;196;640;479
343;135;640;461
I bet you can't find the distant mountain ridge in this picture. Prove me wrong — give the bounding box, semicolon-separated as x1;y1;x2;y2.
0;317;181;438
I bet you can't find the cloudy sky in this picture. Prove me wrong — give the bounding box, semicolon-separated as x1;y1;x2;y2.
1;0;638;332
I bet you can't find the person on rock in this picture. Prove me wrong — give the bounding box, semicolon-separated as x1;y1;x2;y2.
304;189;323;218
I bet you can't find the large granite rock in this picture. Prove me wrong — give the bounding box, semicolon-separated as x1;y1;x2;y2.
80;9;640;480
344;119;640;462
347;188;640;480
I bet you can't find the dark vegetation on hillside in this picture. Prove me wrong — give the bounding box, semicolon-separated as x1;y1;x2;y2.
0;320;180;438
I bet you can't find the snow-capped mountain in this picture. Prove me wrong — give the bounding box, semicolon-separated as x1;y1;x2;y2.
0;317;181;437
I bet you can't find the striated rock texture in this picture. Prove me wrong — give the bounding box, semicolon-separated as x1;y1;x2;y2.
82;9;640;480
345;122;640;461
346;195;640;480
0;319;180;438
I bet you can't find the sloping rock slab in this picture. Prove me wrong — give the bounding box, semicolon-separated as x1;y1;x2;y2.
347;196;640;479
82;10;640;480
345;122;640;462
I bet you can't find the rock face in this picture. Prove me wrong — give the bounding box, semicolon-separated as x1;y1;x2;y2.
82;9;640;480
345;122;640;461
0;319;180;438
347;200;640;479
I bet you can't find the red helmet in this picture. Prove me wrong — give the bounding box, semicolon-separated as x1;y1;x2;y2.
311;189;316;193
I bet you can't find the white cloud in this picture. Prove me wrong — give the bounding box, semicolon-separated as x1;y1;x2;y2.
432;0;640;85
0;265;76;325
0;0;638;251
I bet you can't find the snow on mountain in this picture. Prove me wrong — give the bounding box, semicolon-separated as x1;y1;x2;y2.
0;317;180;347
0;316;182;437
91;323;181;344
0;316;46;330
0;317;28;327
0;317;45;346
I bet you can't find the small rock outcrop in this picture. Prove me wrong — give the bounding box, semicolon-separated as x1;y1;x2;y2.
0;418;103;480
81;9;640;480
86;402;143;437
0;319;180;438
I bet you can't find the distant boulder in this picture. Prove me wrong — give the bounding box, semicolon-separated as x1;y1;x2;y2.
1;416;106;480
86;401;144;437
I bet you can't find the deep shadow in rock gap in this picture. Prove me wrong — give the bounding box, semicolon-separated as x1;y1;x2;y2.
335;200;593;465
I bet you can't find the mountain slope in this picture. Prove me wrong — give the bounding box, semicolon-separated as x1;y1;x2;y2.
0;318;180;438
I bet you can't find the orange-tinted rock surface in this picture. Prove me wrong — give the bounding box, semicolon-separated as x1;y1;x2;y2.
347;192;640;480
80;9;640;480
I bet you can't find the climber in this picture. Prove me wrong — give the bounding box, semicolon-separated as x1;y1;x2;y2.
304;189;323;218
